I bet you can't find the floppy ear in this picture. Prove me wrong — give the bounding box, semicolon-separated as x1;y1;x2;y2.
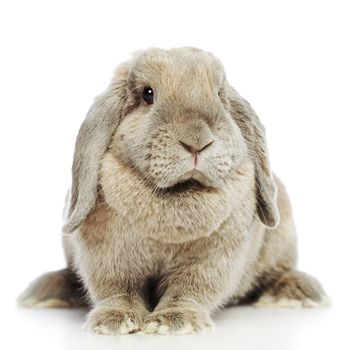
226;86;280;228
62;64;129;234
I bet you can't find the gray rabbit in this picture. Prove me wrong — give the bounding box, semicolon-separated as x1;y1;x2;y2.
19;48;327;335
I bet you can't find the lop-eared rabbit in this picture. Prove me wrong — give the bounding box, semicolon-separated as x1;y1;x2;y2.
19;48;327;335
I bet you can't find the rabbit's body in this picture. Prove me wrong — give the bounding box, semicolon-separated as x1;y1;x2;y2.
19;47;327;334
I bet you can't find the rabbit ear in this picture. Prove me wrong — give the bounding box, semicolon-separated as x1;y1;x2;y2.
226;86;280;228
62;64;129;234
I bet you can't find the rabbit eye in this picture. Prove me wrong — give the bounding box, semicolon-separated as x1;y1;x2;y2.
143;87;154;105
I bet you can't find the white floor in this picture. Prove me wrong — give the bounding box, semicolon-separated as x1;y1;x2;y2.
5;301;348;350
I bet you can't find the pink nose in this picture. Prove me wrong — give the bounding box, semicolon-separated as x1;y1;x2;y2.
179;140;214;154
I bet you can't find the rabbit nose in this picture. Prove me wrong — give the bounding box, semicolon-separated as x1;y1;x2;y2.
179;140;214;154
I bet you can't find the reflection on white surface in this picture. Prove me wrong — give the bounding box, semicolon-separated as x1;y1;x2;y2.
7;303;347;350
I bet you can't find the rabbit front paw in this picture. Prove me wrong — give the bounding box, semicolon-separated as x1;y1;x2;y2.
83;305;143;335
142;306;213;335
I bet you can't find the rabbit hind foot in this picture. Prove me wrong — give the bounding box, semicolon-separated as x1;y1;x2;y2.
254;270;330;308
18;268;87;308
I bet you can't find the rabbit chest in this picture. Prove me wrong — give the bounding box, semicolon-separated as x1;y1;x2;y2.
74;200;262;297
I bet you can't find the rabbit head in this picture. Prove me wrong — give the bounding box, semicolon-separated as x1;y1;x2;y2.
63;47;279;235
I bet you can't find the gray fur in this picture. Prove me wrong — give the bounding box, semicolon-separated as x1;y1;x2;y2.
19;48;327;335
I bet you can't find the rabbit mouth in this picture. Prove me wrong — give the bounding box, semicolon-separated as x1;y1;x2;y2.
160;178;206;194
157;168;215;194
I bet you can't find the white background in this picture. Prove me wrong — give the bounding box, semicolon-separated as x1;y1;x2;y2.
0;1;349;349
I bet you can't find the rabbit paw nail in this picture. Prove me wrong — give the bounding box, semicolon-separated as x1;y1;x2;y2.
143;307;213;335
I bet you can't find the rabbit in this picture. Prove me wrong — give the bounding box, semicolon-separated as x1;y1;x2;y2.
18;47;328;335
